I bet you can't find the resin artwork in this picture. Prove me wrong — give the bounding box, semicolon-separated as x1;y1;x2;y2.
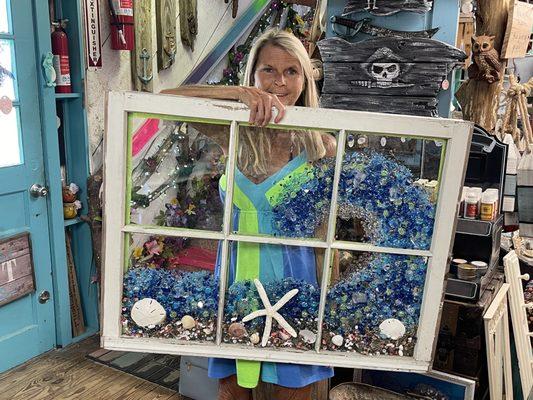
121;115;441;357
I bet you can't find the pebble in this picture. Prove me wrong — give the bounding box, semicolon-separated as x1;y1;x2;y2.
331;335;344;347
228;322;247;338
250;333;260;344
181;315;196;330
279;330;292;341
197;301;204;309
203;328;212;335
299;329;317;344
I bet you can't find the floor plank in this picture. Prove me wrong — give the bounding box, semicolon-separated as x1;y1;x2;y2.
0;335;189;400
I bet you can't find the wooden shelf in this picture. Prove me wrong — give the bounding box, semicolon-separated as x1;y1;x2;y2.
55;93;81;100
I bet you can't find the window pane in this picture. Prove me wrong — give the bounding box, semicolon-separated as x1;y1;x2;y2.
230;124;337;241
333;132;444;250
322;251;428;356
127;114;229;232
223;241;322;350
0;0;10;34
0;105;21;167
121;233;219;342
0;39;16;100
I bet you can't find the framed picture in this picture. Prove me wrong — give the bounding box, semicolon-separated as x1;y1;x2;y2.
361;369;476;400
102;91;472;372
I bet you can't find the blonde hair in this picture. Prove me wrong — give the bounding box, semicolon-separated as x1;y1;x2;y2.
238;29;326;178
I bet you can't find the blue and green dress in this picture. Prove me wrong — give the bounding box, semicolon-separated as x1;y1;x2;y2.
208;151;334;388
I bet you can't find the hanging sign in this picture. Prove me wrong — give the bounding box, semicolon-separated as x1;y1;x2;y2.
502;0;533;59
0;233;35;307
85;0;102;68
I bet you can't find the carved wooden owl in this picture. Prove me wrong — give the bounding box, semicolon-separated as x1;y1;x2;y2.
468;35;502;84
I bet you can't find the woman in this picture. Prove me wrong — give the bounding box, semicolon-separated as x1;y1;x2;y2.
162;28;335;400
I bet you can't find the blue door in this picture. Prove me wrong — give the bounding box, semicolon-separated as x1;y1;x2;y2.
0;0;56;372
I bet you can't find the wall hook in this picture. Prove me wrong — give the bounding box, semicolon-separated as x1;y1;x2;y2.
138;48;153;85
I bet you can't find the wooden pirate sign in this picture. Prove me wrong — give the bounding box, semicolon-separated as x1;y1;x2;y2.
343;0;433;16
330;16;439;39
318;37;466;116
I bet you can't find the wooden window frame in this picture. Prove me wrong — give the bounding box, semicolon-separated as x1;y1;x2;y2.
102;91;473;372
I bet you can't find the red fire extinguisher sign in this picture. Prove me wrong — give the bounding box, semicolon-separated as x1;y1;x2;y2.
51;20;72;93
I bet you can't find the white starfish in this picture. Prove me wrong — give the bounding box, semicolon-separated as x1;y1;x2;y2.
242;279;299;347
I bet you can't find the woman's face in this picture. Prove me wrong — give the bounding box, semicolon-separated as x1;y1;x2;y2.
253;44;305;106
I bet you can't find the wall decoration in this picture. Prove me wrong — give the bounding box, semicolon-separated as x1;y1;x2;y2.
318;37;466;116
102;93;471;372
343;0;433;16
330;16;439;39
501;0;533;60
132;0;153;91
467;35;502;84
179;0;197;51
156;0;177;70
0;233;35;307
84;0;102;68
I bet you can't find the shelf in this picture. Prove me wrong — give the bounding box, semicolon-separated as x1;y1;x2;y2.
55;93;81;100
455;214;504;236
64;217;83;227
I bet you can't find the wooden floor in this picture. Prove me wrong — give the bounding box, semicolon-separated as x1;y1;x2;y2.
0;335;186;399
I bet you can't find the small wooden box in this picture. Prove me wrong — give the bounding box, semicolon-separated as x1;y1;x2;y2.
0;233;35;307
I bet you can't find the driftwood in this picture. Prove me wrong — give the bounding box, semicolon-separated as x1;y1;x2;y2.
343;0;433;16
455;0;511;132
318;37;465;116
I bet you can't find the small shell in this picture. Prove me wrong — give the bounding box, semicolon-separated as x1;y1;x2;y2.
299;329;317;344
228;322;247;338
278;330;291;341
250;333;260;344
379;318;406;340
331;335;344;347
197;301;204;309
181;315;196;330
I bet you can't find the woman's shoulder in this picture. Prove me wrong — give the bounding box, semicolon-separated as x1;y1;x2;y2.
321;132;337;158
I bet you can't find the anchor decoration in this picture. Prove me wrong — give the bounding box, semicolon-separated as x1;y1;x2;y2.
138;48;153;85
331;16;439;40
343;0;433;16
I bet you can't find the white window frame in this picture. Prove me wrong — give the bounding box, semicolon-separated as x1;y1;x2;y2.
102;91;473;372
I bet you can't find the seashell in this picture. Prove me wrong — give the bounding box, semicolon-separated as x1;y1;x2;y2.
203;328;212;335
331;335;344;347
299;329;317;344
181;315;196;330
278;330;291;341
197;301;204;309
228;322;247;338
379;318;406;340
250;333;260;344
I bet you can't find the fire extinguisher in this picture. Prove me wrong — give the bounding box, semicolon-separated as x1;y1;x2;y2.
51;20;72;93
108;0;135;51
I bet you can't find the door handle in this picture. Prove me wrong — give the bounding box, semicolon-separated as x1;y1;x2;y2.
29;184;49;197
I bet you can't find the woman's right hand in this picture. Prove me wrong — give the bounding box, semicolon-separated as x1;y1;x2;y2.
237;87;286;127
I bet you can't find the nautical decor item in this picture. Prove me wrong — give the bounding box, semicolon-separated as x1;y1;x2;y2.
330;16;439;39
318;37;466;116
343;0;433;16
468;35;503;84
179;0;198;51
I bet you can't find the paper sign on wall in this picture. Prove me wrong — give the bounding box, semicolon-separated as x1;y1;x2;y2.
85;0;102;68
502;0;533;59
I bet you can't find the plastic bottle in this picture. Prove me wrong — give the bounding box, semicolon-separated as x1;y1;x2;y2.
465;190;479;219
480;191;494;221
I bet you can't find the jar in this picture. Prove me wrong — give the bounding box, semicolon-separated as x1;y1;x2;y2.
457;263;477;281
62;186;77;203
471;260;488;277
480;191;494;221
464;191;479;219
63;202;78;219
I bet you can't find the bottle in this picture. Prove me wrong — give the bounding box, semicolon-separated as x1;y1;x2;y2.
485;188;499;217
480;191;494;221
465;189;479;219
459;186;469;217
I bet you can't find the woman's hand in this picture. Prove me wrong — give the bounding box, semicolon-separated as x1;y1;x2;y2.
237;87;286;127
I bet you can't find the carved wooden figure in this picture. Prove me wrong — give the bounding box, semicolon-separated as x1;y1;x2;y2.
156;0;177;70
179;0;198;51
468;35;502;84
